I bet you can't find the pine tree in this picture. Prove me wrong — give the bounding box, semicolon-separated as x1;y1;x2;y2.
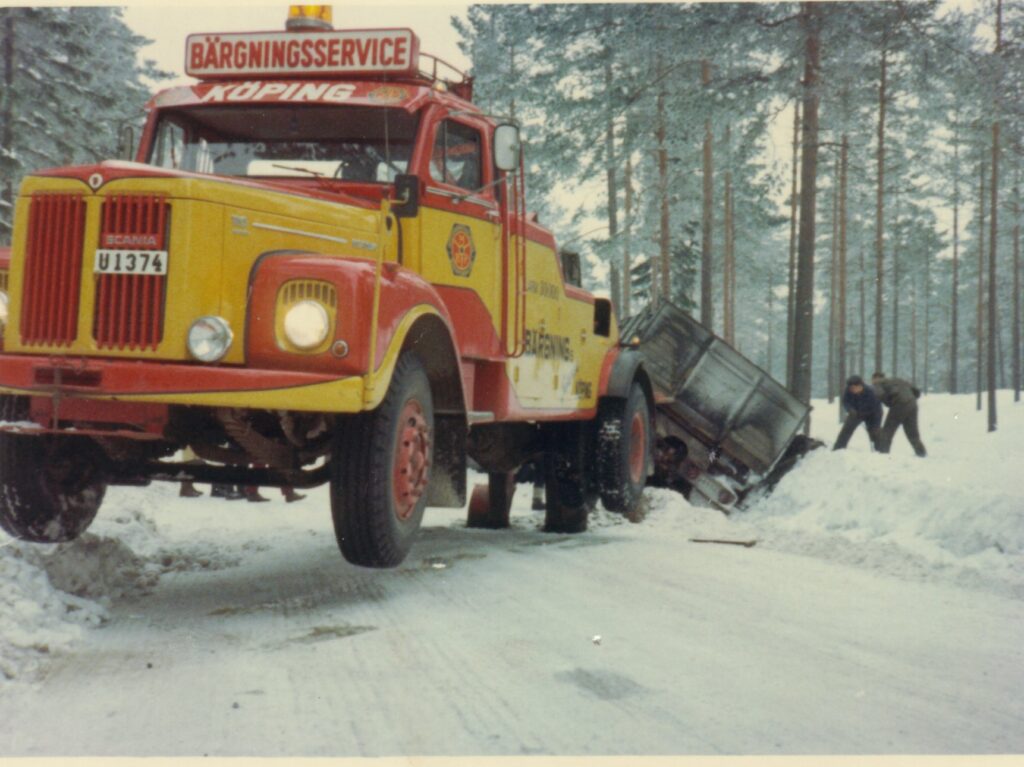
0;7;165;242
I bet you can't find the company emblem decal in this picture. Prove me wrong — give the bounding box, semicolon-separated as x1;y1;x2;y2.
447;224;476;277
368;85;409;104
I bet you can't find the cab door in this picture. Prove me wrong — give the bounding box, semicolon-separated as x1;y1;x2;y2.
416;112;503;360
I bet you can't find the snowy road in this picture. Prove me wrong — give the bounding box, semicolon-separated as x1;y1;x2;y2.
1;393;1023;756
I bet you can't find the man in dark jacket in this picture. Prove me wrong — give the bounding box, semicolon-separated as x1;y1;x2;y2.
833;375;882;451
872;372;927;457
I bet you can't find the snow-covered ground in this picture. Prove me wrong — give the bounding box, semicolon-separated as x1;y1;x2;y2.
0;391;1022;755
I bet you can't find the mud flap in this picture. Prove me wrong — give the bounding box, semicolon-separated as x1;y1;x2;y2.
426;414;467;508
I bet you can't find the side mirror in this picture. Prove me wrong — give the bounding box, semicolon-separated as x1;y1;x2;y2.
392;174;420;218
494;124;520;172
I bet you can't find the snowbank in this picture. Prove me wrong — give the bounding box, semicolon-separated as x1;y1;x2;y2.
741;392;1024;598
0;506;166;683
0;543;106;682
0;491;240;684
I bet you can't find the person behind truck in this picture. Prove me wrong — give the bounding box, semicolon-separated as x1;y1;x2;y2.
833;375;882;451
871;372;927;457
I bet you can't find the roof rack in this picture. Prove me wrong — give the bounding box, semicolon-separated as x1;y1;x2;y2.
417;51;474;101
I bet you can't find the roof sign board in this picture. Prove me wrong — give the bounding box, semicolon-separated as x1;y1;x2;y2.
148;80;430;112
186;29;420;80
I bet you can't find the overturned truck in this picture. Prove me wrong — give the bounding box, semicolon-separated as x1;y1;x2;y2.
622;301;812;512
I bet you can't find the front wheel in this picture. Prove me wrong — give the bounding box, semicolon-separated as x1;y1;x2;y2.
330;353;433;568
0;397;107;542
596;383;652;514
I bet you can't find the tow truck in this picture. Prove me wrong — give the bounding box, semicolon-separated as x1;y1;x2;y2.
0;7;810;568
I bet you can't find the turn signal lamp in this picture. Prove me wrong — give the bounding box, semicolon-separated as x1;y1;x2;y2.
286;5;334;31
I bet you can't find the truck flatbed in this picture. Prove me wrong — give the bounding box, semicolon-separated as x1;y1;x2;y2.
622;301;811;509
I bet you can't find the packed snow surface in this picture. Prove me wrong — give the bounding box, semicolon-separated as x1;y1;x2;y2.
0;391;1022;756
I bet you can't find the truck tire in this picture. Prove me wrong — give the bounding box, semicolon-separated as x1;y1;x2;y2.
330;353;433;568
0;397;107;543
543;422;595;533
596;383;652;514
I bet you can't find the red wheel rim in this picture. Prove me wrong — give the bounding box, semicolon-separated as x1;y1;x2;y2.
628;411;646;485
393;399;431;521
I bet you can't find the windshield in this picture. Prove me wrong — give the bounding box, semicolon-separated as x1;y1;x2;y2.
148;105;419;182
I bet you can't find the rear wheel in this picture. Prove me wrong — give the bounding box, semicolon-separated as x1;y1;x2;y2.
330;354;433;568
543;422;596;533
596;383;652;514
0;397;107;543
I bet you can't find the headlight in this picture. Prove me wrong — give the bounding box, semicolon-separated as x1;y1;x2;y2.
0;291;8;327
283;300;330;350
187;316;233;362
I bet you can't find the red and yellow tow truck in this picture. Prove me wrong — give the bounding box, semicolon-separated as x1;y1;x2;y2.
0;7;657;567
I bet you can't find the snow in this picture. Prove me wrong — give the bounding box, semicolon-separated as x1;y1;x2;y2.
742;393;1024;598
0;506;240;684
0;391;1021;754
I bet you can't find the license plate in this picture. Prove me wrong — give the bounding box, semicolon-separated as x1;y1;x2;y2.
94;250;168;276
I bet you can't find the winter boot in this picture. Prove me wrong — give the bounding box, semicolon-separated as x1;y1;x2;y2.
282;487;306;503
179;481;203;498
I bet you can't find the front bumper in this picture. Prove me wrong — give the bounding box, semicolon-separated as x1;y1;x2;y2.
0;353;365;413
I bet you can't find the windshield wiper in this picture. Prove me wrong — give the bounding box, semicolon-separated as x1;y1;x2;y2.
269;163;342;193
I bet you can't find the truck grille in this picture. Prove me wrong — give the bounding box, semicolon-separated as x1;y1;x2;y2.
93;195;169;350
19;193;87;346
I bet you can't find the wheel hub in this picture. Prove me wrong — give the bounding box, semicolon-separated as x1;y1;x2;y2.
393;399;430;521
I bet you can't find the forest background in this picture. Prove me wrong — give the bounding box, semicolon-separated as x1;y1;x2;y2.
0;1;1021;427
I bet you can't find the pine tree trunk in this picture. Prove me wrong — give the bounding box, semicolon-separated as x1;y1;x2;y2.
603;39;619;314
609;262;621;315
723;124;735;344
987;0;1001;432
997;307;1006;388
838;135;848;415
828;154;839;403
875;46;888;374
657;58;670;305
891;206;899;377
924;252;931;392
787;100;800;390
988;121;999;430
701;58;714;327
767;269;775;377
507;33;517;123
1014;155;1020;403
951;125;960;394
911;278;918;382
791;1;822;408
977;159;986;412
1;13;14;243
623;129;633;318
859;241;866;376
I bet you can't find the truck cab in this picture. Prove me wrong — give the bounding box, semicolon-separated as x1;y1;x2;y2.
0;9;654;567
